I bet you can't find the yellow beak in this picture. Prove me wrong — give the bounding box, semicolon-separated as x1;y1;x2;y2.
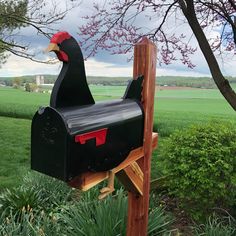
44;43;60;53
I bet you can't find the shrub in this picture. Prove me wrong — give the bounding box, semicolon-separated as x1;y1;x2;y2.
0;187;45;219
163;122;236;220
193;213;236;236
148;207;174;236
0;211;62;236
60;188;173;236
0;172;75;221
61;189;127;236
22;172;74;208
0;170;173;236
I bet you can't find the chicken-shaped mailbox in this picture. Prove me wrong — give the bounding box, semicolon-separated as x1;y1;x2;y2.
31;32;145;187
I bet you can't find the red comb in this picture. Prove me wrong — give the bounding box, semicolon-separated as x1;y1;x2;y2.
50;31;71;44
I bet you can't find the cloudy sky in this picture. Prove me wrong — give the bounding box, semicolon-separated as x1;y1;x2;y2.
0;0;235;78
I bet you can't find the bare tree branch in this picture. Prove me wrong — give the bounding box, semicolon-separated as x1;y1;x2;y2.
0;0;81;64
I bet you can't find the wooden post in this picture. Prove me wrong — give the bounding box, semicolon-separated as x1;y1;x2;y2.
126;38;157;236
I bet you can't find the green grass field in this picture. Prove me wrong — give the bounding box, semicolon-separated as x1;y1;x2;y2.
0;88;49;119
0;116;30;189
1;86;235;120
0;86;235;188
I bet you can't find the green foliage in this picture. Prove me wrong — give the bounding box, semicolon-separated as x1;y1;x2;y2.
12;78;22;89
24;83;38;92
61;188;173;236
0;172;74;220
0;211;62;236
163;122;236;220
0;172;75;235
0;0;28;64
148;207;174;236
0;0;28;31
21;172;74;208
0;187;45;219
61;189;127;236
0;180;173;236
193;214;236;236
25;82;31;92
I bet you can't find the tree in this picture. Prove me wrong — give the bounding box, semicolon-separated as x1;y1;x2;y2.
25;82;31;92
78;0;236;111
0;0;79;65
12;77;21;89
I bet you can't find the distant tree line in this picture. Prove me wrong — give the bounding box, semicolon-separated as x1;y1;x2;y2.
0;75;236;89
157;76;236;89
0;75;57;87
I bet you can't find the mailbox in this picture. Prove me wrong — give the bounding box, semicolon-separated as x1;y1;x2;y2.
31;32;144;182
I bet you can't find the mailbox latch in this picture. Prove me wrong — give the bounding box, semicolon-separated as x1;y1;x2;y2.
75;128;108;146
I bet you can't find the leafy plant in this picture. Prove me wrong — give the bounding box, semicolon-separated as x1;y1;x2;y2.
60;189;127;236
163;122;236;220
61;188;173;236
22;172;74;208
0;187;45;219
0;211;62;236
0;176;173;236
0;172;75;222
193;214;236;236
148;207;174;236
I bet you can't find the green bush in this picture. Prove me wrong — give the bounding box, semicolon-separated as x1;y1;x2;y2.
193;213;236;236
0;187;45;219
0;172;173;235
22;172;74;208
61;188;173;236
0;185;173;235
61;189;127;236
0;211;62;236
0;172;75;221
163;122;236;220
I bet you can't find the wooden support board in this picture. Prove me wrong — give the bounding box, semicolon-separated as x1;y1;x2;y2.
116;161;144;195
127;38;157;236
68;133;157;191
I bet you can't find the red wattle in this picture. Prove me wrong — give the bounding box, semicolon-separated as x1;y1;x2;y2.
56;51;68;62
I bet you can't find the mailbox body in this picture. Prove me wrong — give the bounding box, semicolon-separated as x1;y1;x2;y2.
31;99;144;181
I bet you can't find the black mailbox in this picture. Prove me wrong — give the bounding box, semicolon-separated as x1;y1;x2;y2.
31;32;144;182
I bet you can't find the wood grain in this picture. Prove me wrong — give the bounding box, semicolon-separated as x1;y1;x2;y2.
127;37;157;236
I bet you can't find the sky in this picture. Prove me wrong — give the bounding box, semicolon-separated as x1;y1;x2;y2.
0;0;235;78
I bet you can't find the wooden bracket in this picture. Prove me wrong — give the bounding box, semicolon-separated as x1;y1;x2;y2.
116;161;143;195
98;170;115;200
